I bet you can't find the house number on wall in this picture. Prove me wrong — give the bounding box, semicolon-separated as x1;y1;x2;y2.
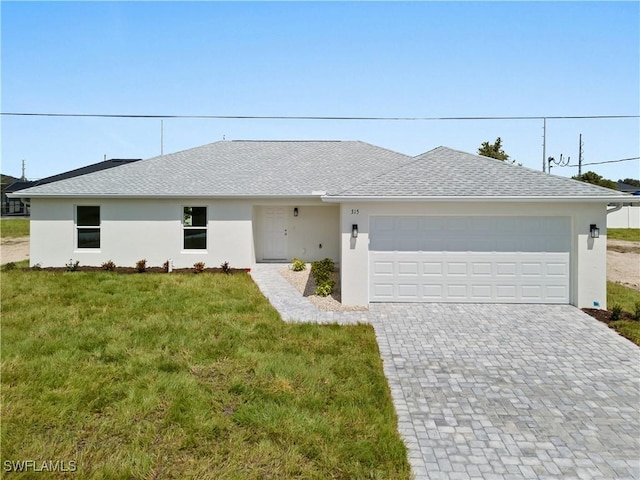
351;209;359;215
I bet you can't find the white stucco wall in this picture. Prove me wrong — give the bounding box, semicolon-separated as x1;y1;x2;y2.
30;197;254;269
607;205;640;228
339;201;608;309
253;204;339;263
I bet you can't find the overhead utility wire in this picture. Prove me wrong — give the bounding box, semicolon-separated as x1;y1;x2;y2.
1;112;638;121
565;156;640;167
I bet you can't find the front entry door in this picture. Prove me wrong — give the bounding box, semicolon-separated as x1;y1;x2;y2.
263;207;288;260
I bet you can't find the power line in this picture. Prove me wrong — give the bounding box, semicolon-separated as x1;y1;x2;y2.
0;112;639;121
565;156;640;167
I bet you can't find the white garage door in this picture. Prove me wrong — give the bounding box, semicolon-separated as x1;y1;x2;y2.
369;216;571;304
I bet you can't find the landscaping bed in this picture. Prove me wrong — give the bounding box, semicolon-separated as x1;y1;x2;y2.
582;281;640;346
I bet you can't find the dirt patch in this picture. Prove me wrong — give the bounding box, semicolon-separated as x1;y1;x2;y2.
607;239;640;291
608;239;640;254
0;236;29;264
279;266;367;312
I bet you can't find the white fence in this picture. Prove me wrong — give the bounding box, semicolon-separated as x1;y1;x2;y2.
607;205;640;229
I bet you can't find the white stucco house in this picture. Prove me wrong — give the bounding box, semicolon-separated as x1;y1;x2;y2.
11;140;634;309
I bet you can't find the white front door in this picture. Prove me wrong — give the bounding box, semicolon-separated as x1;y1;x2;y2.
263;207;288;260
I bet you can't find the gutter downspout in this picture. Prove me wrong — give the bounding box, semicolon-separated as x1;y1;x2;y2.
606;203;623;215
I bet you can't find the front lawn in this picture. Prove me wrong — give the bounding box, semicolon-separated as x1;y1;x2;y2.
0;218;29;238
1;270;409;479
607;228;640;242
607;281;640;345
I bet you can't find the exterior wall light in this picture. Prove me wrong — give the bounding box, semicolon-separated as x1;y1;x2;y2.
590;224;599;238
352;224;358;238
293;207;298;217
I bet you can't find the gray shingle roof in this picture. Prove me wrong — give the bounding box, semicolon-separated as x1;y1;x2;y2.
328;146;629;199
14;141;412;197
13;142;632;201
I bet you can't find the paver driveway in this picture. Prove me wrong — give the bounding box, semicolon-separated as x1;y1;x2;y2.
251;265;640;479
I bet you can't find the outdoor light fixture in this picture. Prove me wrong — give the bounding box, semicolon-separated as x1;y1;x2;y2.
352;224;358;238
590;224;600;239
293;207;299;217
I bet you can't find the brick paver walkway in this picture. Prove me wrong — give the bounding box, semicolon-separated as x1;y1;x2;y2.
251;264;640;479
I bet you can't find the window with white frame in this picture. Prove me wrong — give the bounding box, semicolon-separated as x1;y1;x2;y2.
183;206;207;250
76;206;101;249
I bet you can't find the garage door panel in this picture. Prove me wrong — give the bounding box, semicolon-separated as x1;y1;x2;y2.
422;284;443;299
447;284;468;298
496;262;517;276
471;285;492;299
472;263;492;276
373;261;394;275
398;284;419;299
373;284;394;298
547;263;568;276
398;262;419;275
447;262;468;275
370;216;570;304
423;262;443;275
521;263;542;276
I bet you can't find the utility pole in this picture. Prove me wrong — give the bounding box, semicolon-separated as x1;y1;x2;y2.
160;119;164;156
21;159;26;181
542;118;547;173
578;133;583;176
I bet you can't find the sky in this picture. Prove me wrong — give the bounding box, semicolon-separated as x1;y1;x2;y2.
1;1;639;182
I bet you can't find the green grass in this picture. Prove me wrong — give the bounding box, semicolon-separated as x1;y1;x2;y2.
1;271;409;479
0;218;29;238
607;228;640;242
607;281;640;345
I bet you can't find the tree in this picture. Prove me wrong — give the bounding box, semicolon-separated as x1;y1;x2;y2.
478;137;512;162
572;171;618;190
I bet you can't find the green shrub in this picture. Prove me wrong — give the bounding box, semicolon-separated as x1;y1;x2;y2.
311;258;335;284
135;259;147;273
101;260;116;271
65;259;80;272
2;262;16;272
611;304;623;322
315;280;335;297
291;258;306;272
311;258;336;296
220;261;231;274
193;261;206;274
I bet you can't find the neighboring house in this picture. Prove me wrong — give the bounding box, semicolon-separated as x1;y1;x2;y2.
2;178;32;216
10;140;635;309
617;181;640;195
1;159;141;217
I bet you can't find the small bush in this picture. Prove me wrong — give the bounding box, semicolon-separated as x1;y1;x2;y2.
315;280;335;297
291;258;306;272
193;261;206;274
101;260;116;271
135;259;147;273
611;304;623;322
311;258;336;296
31;263;42;271
634;302;640;321
65;259;80;272
220;261;231;274
2;262;16;271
